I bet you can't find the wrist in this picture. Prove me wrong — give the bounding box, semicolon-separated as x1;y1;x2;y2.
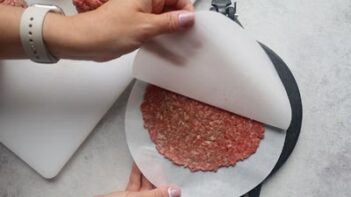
43;13;85;60
43;12;106;61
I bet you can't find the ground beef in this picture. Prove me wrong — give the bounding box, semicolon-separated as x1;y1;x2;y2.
73;0;108;13
141;85;265;172
0;0;27;8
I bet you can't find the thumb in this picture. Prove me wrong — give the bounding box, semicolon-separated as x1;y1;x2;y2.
149;11;195;35
131;186;181;197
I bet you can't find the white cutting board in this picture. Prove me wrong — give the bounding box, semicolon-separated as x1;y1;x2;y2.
0;0;136;178
0;54;136;178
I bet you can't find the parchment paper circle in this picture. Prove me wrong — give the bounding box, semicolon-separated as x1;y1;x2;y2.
125;80;286;197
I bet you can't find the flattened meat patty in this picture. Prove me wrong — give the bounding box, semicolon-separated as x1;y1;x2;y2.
73;0;108;13
141;85;265;172
0;0;27;8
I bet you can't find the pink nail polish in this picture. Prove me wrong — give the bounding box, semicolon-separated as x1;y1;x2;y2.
179;12;195;28
168;186;182;197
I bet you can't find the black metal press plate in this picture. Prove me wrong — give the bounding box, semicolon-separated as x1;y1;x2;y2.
246;44;303;197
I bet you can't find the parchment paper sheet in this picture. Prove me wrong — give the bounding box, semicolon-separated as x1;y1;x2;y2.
125;81;286;197
133;11;291;130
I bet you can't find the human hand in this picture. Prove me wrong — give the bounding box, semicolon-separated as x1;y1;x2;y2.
43;0;195;62
96;163;181;197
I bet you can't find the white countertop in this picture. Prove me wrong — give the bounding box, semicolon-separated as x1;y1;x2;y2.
1;0;350;196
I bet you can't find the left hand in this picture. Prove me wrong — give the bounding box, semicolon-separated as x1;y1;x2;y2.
96;163;181;197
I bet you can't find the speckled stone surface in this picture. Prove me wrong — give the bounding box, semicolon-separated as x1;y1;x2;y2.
238;0;351;196
1;0;350;196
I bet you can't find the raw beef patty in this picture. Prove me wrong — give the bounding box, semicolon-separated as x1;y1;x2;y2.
73;0;108;13
0;0;27;8
141;85;265;172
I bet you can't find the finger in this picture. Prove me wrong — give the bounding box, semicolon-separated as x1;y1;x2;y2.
94;191;124;197
140;175;154;191
151;0;193;14
129;185;181;197
126;163;142;191
151;0;166;13
164;0;194;11
145;10;195;36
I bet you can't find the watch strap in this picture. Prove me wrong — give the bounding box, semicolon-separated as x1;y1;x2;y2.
20;6;61;63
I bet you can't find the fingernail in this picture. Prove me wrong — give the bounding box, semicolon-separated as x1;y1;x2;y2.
179;12;195;28
167;186;181;197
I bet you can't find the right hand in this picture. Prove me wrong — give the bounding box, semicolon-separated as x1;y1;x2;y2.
44;0;195;62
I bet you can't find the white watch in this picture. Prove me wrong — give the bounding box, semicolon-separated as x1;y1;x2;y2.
20;4;65;64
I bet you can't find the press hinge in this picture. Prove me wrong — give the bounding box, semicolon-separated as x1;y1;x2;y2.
210;0;238;21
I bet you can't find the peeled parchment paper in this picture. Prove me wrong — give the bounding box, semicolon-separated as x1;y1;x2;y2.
133;11;291;130
125;81;286;197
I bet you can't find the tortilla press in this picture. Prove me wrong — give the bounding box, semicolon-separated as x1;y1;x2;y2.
129;1;303;196
208;0;303;196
